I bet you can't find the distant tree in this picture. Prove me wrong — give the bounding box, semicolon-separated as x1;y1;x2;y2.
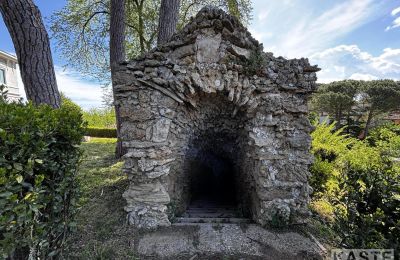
0;0;61;108
359;80;400;138
311;80;360;129
157;0;180;45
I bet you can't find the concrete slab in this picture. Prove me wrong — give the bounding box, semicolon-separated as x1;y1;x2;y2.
136;223;325;260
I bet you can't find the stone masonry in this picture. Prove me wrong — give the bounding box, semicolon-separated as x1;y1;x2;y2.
114;7;320;229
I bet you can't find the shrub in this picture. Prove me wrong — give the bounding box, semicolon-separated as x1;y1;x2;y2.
310;121;400;253
82;107;116;129
310;122;354;196
367;123;400;158
309;199;335;223
86;127;117;138
336;166;399;250
0;95;85;258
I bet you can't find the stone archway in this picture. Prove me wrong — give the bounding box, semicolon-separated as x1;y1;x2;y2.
115;7;319;229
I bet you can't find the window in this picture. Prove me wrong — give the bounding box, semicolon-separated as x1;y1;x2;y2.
0;69;5;85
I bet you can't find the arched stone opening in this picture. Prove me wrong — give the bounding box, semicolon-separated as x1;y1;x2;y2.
163;93;255;219
115;7;319;229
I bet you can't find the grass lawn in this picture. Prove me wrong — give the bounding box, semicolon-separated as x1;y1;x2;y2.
62;138;138;259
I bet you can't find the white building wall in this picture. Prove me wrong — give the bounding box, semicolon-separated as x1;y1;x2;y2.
0;51;20;102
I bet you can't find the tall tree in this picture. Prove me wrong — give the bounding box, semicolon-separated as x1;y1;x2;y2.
157;0;180;45
311;80;360;129
110;0;126;157
360;80;400;138
0;0;61;108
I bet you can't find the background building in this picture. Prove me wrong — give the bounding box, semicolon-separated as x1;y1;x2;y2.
386;110;400;125
0;50;20;101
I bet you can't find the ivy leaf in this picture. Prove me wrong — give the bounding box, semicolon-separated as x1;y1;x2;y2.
13;163;23;171
0;191;13;198
23;192;32;201
35;159;44;164
16;175;23;183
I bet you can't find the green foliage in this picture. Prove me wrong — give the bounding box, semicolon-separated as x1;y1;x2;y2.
311;122;354;159
367;123;400;158
310;122;400;251
81;106;116;138
362;80;400;115
336;167;399;249
311;80;360;129
242;49;266;76
86;127;117;138
310;80;400;137
309;157;338;195
0;96;85;258
0;84;8;103
309;199;335;222
82;107;116;129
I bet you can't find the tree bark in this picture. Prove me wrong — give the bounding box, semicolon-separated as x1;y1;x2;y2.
110;0;126;158
362;108;374;139
0;0;61;108
157;0;180;45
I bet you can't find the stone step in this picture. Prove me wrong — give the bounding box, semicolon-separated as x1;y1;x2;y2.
175;217;251;224
186;208;237;213
189;202;235;207
182;212;238;218
187;206;237;211
172;222;246;227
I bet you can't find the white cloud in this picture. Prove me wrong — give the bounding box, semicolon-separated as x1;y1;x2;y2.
349;73;378;81
385;16;400;31
250;0;380;58
386;6;400;31
310;45;400;83
391;6;400;16
17;67;103;109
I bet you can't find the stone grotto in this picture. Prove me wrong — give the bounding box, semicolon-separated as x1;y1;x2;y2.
114;6;320;230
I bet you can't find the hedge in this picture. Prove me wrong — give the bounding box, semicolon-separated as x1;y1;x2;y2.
0;91;85;258
85;127;117;138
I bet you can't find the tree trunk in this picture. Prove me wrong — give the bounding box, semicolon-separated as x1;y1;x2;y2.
157;0;180;45
362;109;374;139
110;0;126;158
0;0;61;108
337;106;343;129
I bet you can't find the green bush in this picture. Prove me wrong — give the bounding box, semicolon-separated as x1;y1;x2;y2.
336;166;399;249
310;122;353;196
82;107;116;129
310;121;400;253
86;127;117;138
0;92;85;258
367;123;400;158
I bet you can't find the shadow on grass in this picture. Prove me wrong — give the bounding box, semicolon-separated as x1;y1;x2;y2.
62;139;139;259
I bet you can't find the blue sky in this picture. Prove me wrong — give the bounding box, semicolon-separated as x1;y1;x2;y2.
1;0;400;109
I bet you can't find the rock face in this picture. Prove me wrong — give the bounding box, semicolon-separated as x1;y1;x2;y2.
115;7;320;229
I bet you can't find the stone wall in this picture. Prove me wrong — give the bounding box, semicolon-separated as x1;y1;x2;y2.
114;7;320;229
